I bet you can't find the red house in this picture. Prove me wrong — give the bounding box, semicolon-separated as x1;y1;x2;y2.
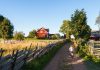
36;28;49;39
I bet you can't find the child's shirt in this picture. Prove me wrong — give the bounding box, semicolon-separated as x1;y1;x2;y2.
69;46;74;52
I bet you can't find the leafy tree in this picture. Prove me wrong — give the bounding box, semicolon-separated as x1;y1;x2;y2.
0;17;14;40
14;31;25;41
59;20;72;38
0;15;4;23
28;29;36;38
71;9;91;40
0;15;4;38
96;12;100;32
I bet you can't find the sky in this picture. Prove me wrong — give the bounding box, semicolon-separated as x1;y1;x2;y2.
0;0;100;36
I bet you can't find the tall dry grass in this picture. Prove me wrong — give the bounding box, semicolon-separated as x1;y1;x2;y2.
0;39;61;56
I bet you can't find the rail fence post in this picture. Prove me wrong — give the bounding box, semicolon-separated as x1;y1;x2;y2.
24;45;32;66
11;50;19;70
0;48;4;70
0;48;4;60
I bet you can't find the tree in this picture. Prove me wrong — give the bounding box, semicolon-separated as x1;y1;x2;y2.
0;15;4;23
59;20;72;38
0;15;4;38
0;17;14;40
28;29;36;38
96;12;100;32
14;32;25;41
71;9;91;40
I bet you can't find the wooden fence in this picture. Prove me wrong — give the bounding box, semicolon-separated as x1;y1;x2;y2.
0;40;64;70
88;40;100;58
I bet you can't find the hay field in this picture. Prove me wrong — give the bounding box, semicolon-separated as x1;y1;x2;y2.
0;39;61;52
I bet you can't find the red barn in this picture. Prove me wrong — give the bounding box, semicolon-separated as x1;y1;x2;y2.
36;28;49;39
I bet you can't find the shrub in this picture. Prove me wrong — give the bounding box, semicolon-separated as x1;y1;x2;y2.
51;34;60;39
14;31;25;41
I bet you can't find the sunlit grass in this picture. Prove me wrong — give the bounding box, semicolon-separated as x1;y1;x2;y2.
0;39;62;56
22;40;65;70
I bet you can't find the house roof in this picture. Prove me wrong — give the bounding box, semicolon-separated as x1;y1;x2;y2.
37;27;49;32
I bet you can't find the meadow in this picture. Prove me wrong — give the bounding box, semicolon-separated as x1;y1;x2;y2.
0;39;62;56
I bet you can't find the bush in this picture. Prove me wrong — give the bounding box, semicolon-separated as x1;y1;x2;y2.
51;34;60;39
77;43;100;68
27;30;36;38
14;31;25;41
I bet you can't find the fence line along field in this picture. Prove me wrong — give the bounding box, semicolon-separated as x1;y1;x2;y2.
0;39;62;56
0;39;65;70
88;40;100;58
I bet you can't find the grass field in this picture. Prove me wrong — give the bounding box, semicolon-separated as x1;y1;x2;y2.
0;39;63;56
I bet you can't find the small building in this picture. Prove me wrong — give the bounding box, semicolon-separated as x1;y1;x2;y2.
36;27;49;39
90;30;100;40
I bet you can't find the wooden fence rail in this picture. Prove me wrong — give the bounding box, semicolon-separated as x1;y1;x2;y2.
88;40;100;58
0;40;64;70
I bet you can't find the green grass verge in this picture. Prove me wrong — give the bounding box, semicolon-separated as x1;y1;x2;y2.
84;59;100;70
22;41;66;70
77;45;100;70
82;55;100;70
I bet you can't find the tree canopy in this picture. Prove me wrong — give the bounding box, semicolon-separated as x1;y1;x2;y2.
59;20;71;38
60;9;91;41
0;15;4;23
0;15;14;40
71;9;91;40
0;15;4;38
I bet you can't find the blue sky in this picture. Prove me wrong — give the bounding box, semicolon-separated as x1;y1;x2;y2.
0;0;100;36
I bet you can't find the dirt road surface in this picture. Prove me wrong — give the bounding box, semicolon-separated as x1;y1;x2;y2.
44;43;87;70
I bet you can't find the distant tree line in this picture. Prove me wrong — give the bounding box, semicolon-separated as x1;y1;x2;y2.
0;9;93;41
0;15;61;41
0;15;25;41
